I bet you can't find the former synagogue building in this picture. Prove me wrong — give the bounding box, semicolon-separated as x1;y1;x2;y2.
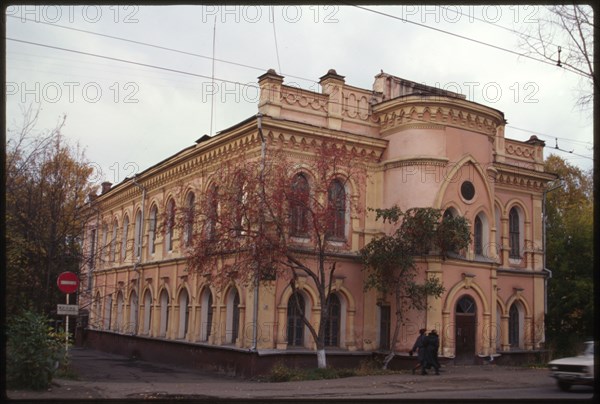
78;69;555;375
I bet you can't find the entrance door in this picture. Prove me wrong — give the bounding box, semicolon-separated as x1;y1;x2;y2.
455;295;476;364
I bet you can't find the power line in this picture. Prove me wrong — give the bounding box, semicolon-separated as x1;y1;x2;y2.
349;5;590;80
271;5;283;74
6;14;317;85
7;37;259;88
210;16;217;137
8;37;592;157
506;125;593;146
438;5;560;49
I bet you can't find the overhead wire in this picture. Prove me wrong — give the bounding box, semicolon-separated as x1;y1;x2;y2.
507;125;593;147
6;14;316;85
8;37;593;163
349;4;591;80
438;5;561;49
271;5;283;74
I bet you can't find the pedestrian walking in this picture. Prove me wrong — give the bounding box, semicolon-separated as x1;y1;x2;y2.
423;329;440;375
410;328;427;375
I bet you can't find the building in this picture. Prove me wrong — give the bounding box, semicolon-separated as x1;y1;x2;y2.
78;69;555;374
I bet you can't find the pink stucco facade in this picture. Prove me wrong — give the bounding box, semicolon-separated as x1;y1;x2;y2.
80;69;555;364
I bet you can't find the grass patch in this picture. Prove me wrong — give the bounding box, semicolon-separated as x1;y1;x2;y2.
259;359;401;382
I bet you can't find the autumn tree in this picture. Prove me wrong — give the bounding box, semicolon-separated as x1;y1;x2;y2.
6;105;96;317
518;5;595;109
543;154;593;356
184;139;369;368
360;206;471;369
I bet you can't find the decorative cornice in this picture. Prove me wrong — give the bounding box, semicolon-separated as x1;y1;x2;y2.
86;115;388;220
381;122;445;135
373;95;504;137
497;268;547;278
380;156;449;171
493;163;557;191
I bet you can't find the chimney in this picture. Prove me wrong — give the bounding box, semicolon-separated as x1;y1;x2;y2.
101;181;112;194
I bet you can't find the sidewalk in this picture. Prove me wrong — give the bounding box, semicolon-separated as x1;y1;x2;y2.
5;346;559;401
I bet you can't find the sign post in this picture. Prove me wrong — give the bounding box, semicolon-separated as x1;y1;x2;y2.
57;272;79;353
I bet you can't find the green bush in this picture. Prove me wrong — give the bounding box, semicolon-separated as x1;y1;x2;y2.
6;310;67;390
265;362;362;382
268;362;295;382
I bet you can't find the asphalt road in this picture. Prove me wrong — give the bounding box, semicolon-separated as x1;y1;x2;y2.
5;347;595;401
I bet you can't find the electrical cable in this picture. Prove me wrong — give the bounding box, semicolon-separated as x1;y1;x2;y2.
8;38;592;162
349;4;591;80
6;14;317;84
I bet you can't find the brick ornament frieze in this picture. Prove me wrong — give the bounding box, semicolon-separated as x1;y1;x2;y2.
504;142;537;161
280;88;328;112
342;91;377;123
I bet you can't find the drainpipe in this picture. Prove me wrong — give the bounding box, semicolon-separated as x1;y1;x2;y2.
132;175;146;335
252;112;265;351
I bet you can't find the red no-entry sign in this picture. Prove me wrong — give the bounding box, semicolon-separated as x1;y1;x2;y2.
57;271;79;294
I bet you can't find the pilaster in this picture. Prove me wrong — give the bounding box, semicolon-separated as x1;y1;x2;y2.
258;69;284;118
319;69;345;130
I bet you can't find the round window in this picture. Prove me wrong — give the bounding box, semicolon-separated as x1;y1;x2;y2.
461;181;475;201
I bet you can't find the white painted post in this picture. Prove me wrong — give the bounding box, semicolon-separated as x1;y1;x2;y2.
65;293;69;353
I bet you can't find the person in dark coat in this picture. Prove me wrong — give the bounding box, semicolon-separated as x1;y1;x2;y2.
423;329;440;375
410;328;427;374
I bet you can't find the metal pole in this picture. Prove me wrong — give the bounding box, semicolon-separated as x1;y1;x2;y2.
66;293;69;353
252;113;265;351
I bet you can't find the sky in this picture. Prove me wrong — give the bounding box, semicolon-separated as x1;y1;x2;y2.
6;5;594;188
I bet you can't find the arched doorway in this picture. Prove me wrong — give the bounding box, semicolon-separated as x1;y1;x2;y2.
455;295;477;364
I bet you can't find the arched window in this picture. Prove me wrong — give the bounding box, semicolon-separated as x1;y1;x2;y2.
121;215;129;261
226;289;240;344
379;305;391;350
509;303;520;348
326;180;346;240
134;211;142;259
101;223;109;262
232;292;240;343
206;185;219;240
87;228;96;290
290;173;310;237
474;216;483;256
233;178;246;236
149;205;158;254
92;292;102;329
104;294;112;330
178;289;190;339
324;294;341;346
165;199;175;252
456;295;476;314
142;290;152;335
287;292;305;346
494;206;502;261
200;289;213;342
159;290;169;338
110;220;118;261
116;291;124;333
509;207;520;259
443;208;455;220
129;290;138;334
184;193;195;246
443;208;461;254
